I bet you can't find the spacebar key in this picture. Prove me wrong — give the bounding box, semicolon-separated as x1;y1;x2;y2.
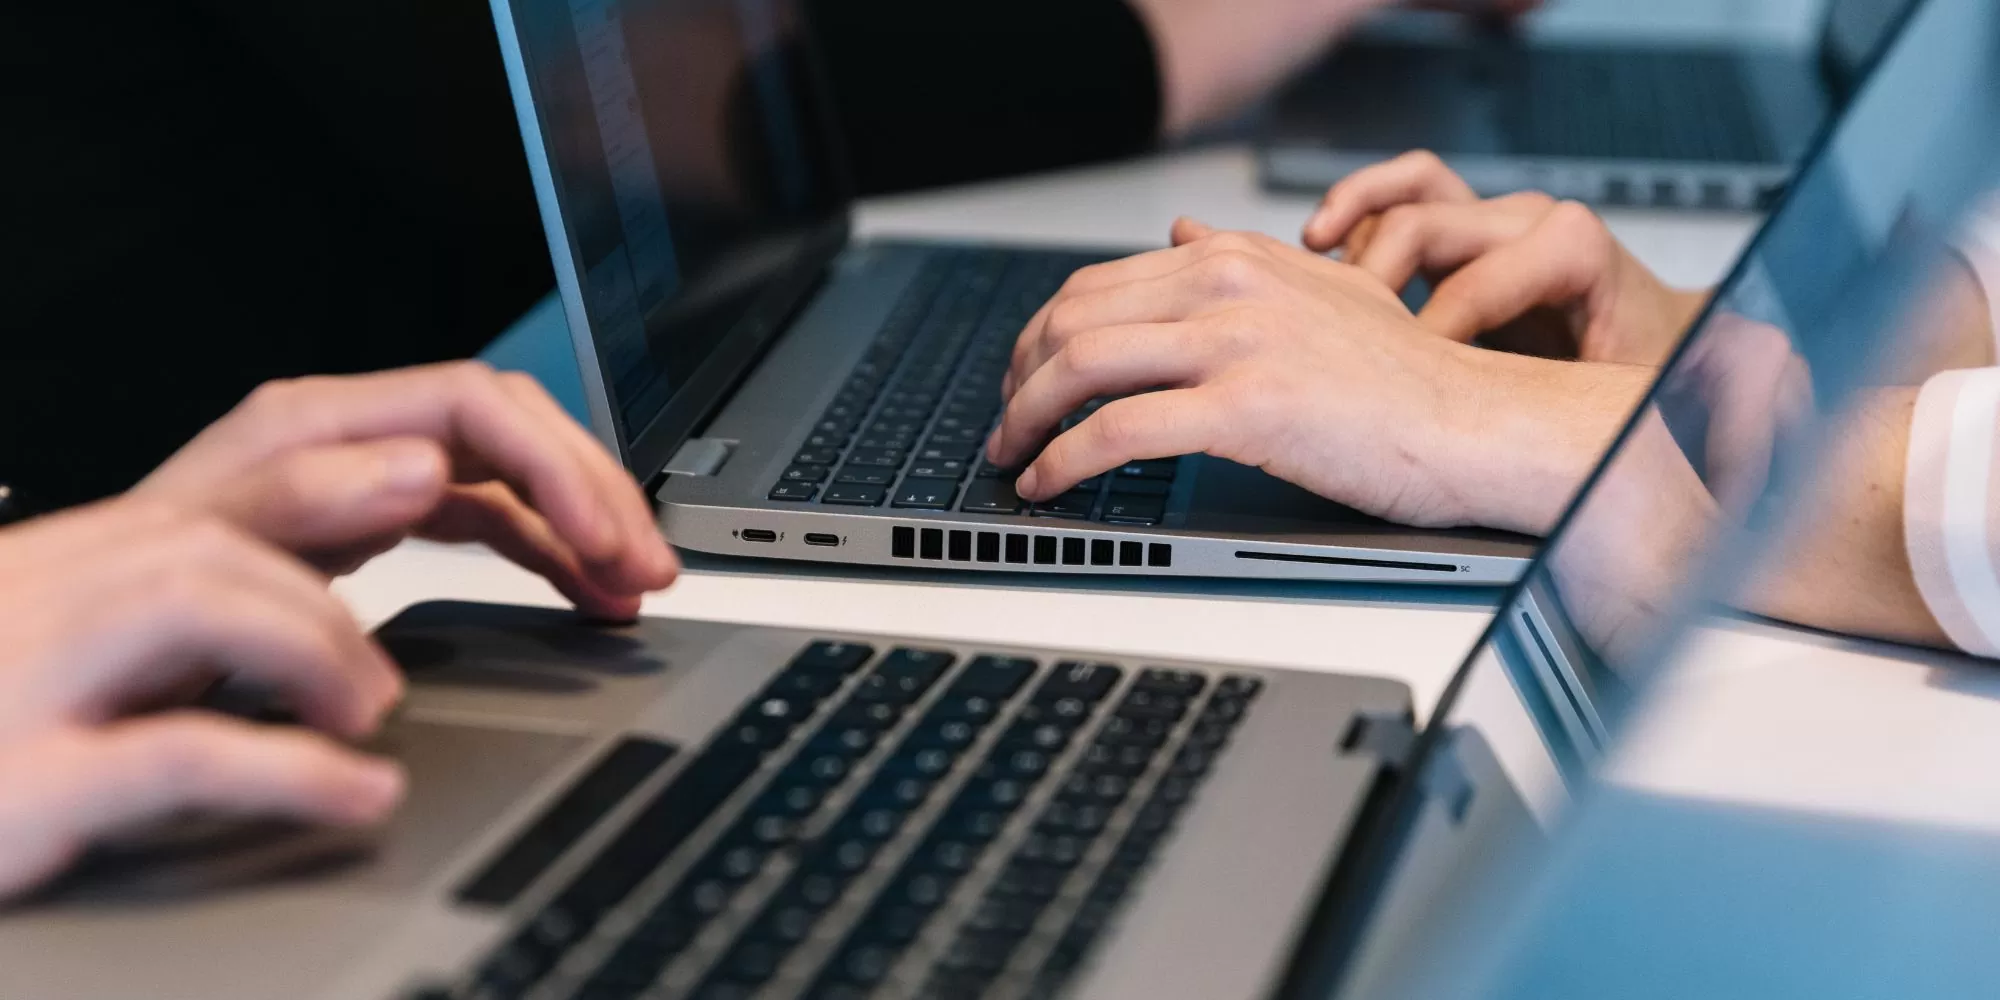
959;478;1024;515
551;744;764;921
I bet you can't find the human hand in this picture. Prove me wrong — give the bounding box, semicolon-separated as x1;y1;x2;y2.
0;500;407;900
989;222;1652;535
135;362;678;619
1300;152;1707;367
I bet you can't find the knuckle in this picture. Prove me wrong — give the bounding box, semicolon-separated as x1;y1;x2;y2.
1547;199;1603;234
1198;250;1263;296
1406;149;1448;173
134;721;218;798
1042;299;1088;346
1088;404;1143;452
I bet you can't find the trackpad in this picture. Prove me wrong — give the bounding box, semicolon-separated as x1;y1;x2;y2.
47;719;587;903
1184;458;1385;531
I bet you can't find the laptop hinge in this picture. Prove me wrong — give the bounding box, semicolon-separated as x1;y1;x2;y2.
1342;712;1417;771
1343;712;1475;825
661;438;733;478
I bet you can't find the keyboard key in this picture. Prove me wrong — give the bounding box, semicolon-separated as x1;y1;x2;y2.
915;442;978;463
1030;491;1095;519
803;430;848;450
457;738;677;906
823;484;887;507
1117;460;1178;480
892;478;960;510
796;448;840;466
1135;668;1205;697
1036;662;1122;704
834;465;896;486
909;459;968;480
1101;495;1163;525
857;432;916;452
1108;476;1170;497
959;478;1024;515
782;464;829;484
768;482;817;502
848;448;906;468
952;656;1037;698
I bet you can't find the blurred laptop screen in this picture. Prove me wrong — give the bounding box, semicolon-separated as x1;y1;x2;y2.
505;0;844;442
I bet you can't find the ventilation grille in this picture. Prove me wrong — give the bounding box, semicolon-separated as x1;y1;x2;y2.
891;526;1169;568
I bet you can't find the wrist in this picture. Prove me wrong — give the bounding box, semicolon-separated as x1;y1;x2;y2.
1432;347;1654;536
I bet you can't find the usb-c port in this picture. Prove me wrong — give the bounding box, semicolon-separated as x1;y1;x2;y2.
741;529;777;543
803;533;840;547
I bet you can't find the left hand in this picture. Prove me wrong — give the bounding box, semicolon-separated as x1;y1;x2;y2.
134;362;678;618
1300;151;1706;366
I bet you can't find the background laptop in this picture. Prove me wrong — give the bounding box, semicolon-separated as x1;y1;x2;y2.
1258;0;1915;210
493;0;1535;586
5;4;1979;995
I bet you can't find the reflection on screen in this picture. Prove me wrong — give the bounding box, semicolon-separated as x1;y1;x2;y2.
512;0;842;440
1339;0;2000;994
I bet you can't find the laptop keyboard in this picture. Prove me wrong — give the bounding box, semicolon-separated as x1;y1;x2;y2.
1507;47;1774;164
767;250;1182;528
439;640;1261;1000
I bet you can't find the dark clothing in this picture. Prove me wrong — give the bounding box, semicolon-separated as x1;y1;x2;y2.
2;0;1160;509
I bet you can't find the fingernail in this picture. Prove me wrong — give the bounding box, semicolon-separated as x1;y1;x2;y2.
1016;467;1040;498
383;443;442;494
351;760;407;815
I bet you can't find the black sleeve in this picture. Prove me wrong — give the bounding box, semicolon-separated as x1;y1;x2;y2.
803;0;1164;195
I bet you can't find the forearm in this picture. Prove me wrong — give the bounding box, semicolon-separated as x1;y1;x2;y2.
1126;0;1380;137
1743;390;1953;647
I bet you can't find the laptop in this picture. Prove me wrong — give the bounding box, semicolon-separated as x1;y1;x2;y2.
1257;0;1914;211
9;4;1985;997
489;0;1536;587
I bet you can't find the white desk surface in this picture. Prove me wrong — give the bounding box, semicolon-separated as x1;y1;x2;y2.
338;145;2000;833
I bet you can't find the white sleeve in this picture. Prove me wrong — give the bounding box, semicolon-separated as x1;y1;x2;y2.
1952;193;2000;359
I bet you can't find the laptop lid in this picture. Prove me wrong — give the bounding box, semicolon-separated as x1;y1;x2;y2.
1264;0;2000;991
1821;0;1921;96
488;0;857;480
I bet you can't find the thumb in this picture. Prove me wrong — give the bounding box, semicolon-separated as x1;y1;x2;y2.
1170;216;1218;246
214;438;451;555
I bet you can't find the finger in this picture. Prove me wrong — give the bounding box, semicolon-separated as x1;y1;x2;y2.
493;373;678;591
1010;236;1290;402
1011;242;1224;396
69;524;402;737
990;324;1219;469
1016;391;1220;500
0;716;402;896
211;438;450;557
1417;203;1611;343
1013;262;1248;386
1302;151;1478;252
1169;216;1218;246
183;363;628;568
1349;195;1555;291
418;483;648;620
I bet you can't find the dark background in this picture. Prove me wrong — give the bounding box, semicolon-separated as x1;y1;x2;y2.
1;0;1159;509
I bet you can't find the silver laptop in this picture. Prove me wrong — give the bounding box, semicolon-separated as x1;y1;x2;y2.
1258;0;1914;211
491;0;1535;586
9;6;1985;994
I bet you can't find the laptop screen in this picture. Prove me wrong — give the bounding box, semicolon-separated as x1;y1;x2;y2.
494;0;848;468
1285;0;2000;993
